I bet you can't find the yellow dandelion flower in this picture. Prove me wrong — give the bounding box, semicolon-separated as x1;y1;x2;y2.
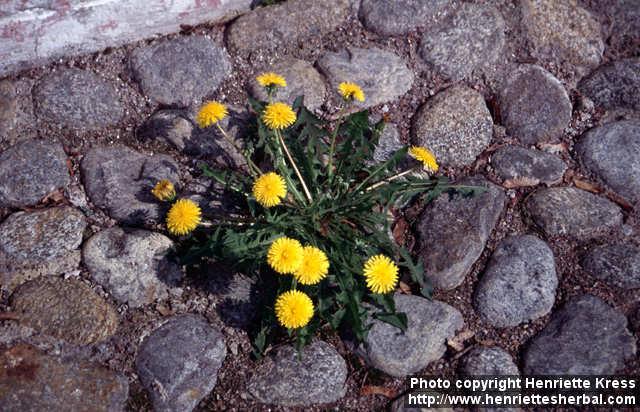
262;102;297;130
256;72;287;88
267;237;304;274
363;254;399;294
408;146;439;173
338;82;365;102
196;101;228;128
252;172;287;208
166;198;201;236
151;179;176;201
294;246;329;285
275;290;314;329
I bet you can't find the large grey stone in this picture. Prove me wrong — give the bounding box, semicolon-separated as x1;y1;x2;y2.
474;235;558;327
360;294;464;377
34;68;124;130
576;120;640;204
0;344;129;412
130;36;232;106
136;315;226;412
317;47;414;110
582;243;640;290
11;277;119;345
579;59;640;111
372;122;404;164
521;0;604;69
417;176;505;290
227;0;351;55
491;146;567;186
249;58;326;111
461;346;519;376
412;85;493;167
0;80;17;138
525;187;623;239
0;139;70;208
497;65;572;145
0;207;86;293
248;340;347;406
359;0;452;36
81;146;180;226
524;295;636;374
418;3;505;80
0;0;251;77
83;227;182;308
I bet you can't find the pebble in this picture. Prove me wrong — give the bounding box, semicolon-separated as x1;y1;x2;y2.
0;139;70;208
83;227;183;308
524;295;636;374
130;35;232;106
474;235;558;327
81;145;180;226
576;120;640;204
248;340;348;406
521;0;604;70
418;3;505;80
460;346;519;375
359;0;452;36
136;315;227;412
412;85;493;167
248;58;326;111
497;65;572;145
0;206;86;293
579;58;640;111
0;344;129;411
207;267;260;328
582;243;640;290
525;187;623;239
417;176;505;290
317;46;414;110
33;68;124;130
491;145;567;186
360;294;464;377
227;0;351;55
11;277;119;345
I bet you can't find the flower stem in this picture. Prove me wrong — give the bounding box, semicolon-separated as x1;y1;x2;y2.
276;129;313;203
365;167;418;191
215;123;262;176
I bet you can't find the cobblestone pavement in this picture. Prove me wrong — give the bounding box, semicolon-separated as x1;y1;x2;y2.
0;0;639;410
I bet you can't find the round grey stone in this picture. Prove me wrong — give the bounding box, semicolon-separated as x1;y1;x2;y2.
579;59;640;111
11;277;119;346
0;206;86;293
0;139;70;208
136;315;226;412
359;0;452;36
491;146;567;186
525;187;623;239
582;243;640;290
418;3;505;80
33;68;124;130
360;294;464;377
417;176;505;290
576;120;640;204
81;145;180;226
249;58;326;111
523;295;636;374
0;344;129;412
461;346;519;376
521;0;604;69
317;46;414;110
497;65;572;145
226;0;351;55
139;106;249;169
372;122;404;164
412;85;493;167
248;340;347;406
83;227;183;308
474;235;558;327
130;36;232;106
